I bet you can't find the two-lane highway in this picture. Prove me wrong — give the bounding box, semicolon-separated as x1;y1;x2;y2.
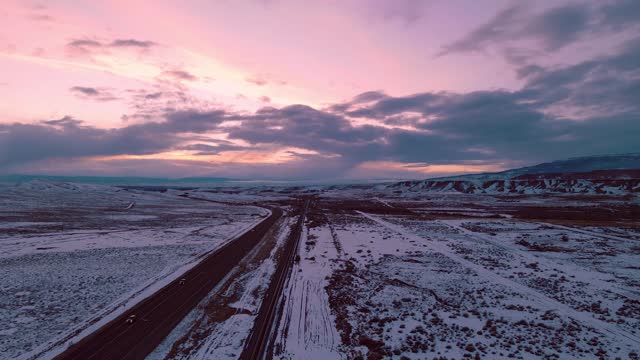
56;206;283;360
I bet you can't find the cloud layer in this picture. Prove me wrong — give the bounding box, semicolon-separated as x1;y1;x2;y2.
439;1;640;56
3;29;639;179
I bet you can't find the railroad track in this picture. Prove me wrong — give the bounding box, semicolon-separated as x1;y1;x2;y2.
240;199;309;360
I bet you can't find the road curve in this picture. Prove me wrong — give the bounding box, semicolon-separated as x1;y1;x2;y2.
240;199;309;360
55;206;283;360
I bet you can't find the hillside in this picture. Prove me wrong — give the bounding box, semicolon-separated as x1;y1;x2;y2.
386;154;640;195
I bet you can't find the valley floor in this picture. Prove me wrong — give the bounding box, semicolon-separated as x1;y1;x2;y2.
1;181;639;359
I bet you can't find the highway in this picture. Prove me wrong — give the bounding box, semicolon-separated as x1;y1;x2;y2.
55;206;283;360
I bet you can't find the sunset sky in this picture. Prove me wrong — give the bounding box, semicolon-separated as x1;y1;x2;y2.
1;0;639;180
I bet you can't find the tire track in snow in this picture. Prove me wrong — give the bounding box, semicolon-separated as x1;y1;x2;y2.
271;213;342;359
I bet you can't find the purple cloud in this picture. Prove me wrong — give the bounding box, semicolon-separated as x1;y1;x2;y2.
70;86;118;101
161;70;198;81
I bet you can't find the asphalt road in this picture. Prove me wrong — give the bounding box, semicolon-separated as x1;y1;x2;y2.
55;206;283;360
240;199;309;360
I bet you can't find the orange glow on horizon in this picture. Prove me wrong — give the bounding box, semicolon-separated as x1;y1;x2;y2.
357;161;507;175
92;147;325;165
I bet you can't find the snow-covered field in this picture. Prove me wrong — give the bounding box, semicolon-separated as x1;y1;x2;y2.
272;211;343;360
272;196;640;359
0;181;266;359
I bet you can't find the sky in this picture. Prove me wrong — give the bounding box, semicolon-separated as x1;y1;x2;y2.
1;0;639;180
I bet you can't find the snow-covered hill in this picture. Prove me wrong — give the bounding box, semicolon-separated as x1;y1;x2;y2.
385;154;640;195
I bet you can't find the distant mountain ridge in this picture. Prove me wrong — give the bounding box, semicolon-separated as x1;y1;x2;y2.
431;153;640;182
386;153;640;195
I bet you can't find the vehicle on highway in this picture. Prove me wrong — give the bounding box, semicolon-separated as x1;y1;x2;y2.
125;315;137;324
179;278;186;285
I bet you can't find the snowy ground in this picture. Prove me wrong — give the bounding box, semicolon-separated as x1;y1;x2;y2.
272;209;343;360
2;180;639;359
0;181;266;359
272;196;640;359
